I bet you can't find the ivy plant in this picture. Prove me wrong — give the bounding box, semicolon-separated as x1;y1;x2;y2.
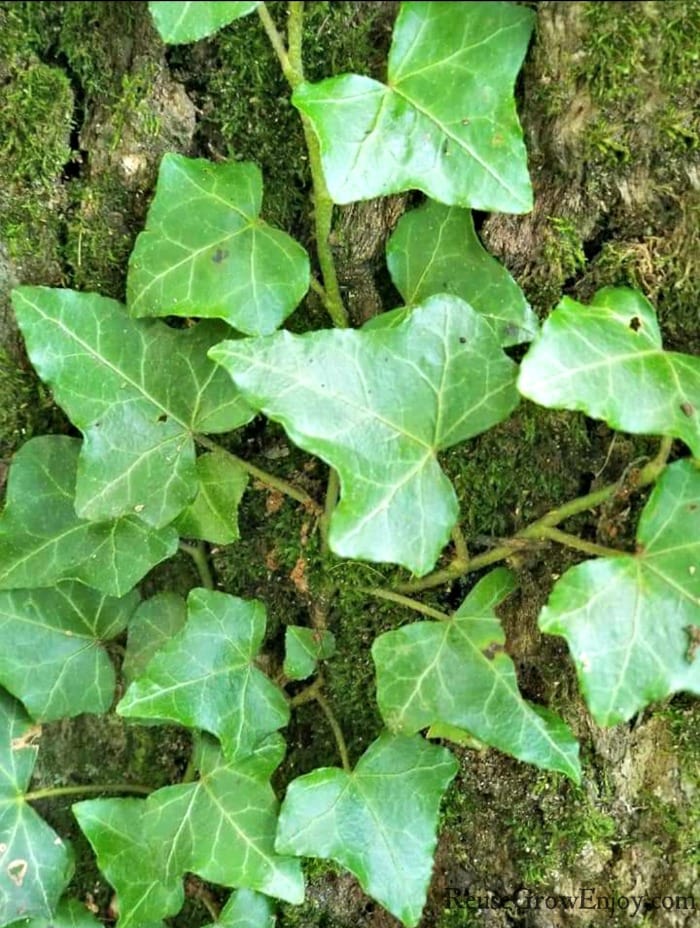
1;2;698;927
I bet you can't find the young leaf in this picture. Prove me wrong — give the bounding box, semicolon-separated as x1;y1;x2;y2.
148;1;260;44
293;2;534;212
72;799;184;928
122;593;187;686
0;691;74;925
0;582;139;721
283;627;336;681
210;295;519;575
174;453;248;545
12;288;253;528
127;155;310;336
204;889;274;928
518;288;700;456
275;732;457;928
539;459;700;725
386;200;538;347
0;437;177;597
118;589;289;761
372;569;581;781
15;897;103;927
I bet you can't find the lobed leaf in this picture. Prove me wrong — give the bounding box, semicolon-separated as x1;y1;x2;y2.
148;1;261;44
518;288;700;456
122;593;187;686
174;452;248;545
127;155;310;335
0;583;139;722
12;287;253;529
372;569;581;780
386;200;537;346
204;889;275;928
0;437;177;597
210;295;519;575
283;627;336;681
539;459;700;725
275;732;457;927
293;2;534;211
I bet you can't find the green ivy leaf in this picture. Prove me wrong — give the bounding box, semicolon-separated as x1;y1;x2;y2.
12;288;253;528
127;155;310;336
148;1;260;44
386;200;537;347
293;2;534;211
275;732;457;927
372;569;581;780
210;295;519;575
0;583;139;722
0;691;73;925
0;437;177;597
518;288;700;456
283;627;336;681
204;890;275;928
539;459;700;725
174;453;248;545
14;898;103;927
122;593;187;686
118;589;289;761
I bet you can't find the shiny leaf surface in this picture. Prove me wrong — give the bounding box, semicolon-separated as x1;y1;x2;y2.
148;1;260;43
174;453;248;545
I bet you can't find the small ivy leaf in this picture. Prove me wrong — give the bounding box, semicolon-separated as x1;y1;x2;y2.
386;200;538;347
210;295;519;576
174;453;248;545
518;288;700;456
127;155;310;336
118;589;289;762
372;569;581;781
292;2;534;211
0;437;177;597
16;897;104;927
148;1;261;44
275;732;457;928
72;799;184;928
283;627;336;681
12;288;253;529
122;593;187;686
0;691;74;925
204;889;275;928
539;459;700;725
0;583;139;722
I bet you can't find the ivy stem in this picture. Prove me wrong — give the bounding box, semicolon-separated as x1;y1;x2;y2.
450;525;469;565
528;526;625;559
315;692;351;773
257;3;300;85
321;468;340;554
179;541;215;590
362;587;450;622
24;783;152;802
195;434;320;513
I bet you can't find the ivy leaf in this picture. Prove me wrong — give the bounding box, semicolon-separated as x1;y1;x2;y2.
122;594;187;687
148;1;260;44
127;155;310;336
293;2;534;211
174;453;248;545
0;583;138;722
283;627;336;681
372;569;581;780
539;459;700;725
15;897;104;927
518;288;700;456
12;287;253;528
386;200;537;347
72;799;183;928
210;295;519;575
0;691;73;925
0;437;177;598
204;889;274;928
275;732;457;927
118;589;289;762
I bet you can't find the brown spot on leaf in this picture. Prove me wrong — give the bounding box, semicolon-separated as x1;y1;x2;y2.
212;248;229;264
482;641;505;660
11;724;42;750
629;316;641;331
7;859;28;887
680;402;695;417
685;624;700;663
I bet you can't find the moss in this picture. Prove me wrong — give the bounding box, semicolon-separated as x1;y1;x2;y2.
0;349;43;458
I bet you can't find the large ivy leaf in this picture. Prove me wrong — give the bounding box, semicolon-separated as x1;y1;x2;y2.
0;583;138;722
386;200;537;347
210;295;519;575
122;593;187;686
372;569;581;780
148;1;260;44
204;890;275;928
127;155;310;336
0;691;73;925
15;898;103;927
518;288;700;456
293;2;534;211
174;453;248;545
275;732;457;927
12;287;253;528
118;589;289;761
539;459;700;725
0;437;177;597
